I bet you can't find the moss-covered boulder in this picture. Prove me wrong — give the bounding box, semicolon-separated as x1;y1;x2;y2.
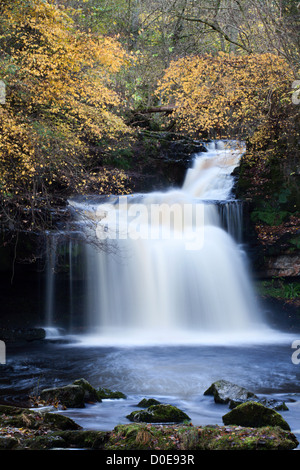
97;387;126;400
40;384;86;408
73;378;100;403
0;404;41;429
43;412;81;430
39;378;101;408
126;404;191;423
222;401;291;430
54;430;109;449
137;398;161;407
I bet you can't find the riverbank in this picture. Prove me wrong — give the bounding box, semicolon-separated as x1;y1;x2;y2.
0;403;298;451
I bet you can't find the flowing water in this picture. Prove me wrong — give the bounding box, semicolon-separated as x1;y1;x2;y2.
2;140;300;442
67;140;266;345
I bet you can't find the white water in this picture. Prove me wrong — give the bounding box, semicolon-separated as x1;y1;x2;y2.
66;140;278;346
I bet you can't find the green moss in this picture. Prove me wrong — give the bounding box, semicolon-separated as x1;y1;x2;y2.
222;401;291;430
97;387;126;400
137;398;161;407
126;404;191;423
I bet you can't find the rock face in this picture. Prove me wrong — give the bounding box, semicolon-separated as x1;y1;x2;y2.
222;401;291;431
126;404;191;424
265;254;300;277
204;379;288;410
0;328;46;343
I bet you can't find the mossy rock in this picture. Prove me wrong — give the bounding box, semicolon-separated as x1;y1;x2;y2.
0;405;40;429
43;412;81;430
222;401;291;430
126;404;191;423
73;378;100;403
97;387;126;400
0;436;19;450
25;435;66;450
137;398;161;407
55;430;109;449
39;378;102;408
40;384;86;408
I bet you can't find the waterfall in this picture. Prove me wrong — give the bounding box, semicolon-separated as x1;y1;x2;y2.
65;140;268;345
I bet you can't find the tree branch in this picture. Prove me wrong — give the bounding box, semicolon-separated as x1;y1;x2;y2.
178;15;253;53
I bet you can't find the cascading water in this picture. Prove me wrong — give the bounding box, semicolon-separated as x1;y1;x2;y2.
65;140;269;345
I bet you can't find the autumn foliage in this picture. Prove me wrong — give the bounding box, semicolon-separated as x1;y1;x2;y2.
0;0;132;230
156;52;295;139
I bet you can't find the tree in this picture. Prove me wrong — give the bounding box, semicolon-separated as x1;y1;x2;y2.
0;0;133;231
156;52;295;139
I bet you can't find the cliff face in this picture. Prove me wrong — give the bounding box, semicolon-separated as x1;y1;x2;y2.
235;147;299;280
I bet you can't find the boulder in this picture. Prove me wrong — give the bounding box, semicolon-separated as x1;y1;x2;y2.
204;379;255;405
137;398;161;407
40;378;101;408
204;379;288;410
126;404;191;424
40;384;86;408
97;387;126;400
73;378;100;403
222;401;291;430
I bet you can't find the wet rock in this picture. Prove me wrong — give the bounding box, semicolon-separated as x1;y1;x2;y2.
55;430;109;449
126;404;191;423
204;379;256;405
25;434;66;450
137;398;161;407
40;378;101;408
0;327;46;343
73;378;100;403
97;387;126;400
43;412;81;430
40;384;86;408
0;436;19;450
204;379;288;410
222;401;291;430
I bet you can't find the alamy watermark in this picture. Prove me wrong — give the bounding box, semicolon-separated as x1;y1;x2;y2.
0;340;6;364
95;196;205;250
292;80;300;105
0;80;6;104
291;340;300;364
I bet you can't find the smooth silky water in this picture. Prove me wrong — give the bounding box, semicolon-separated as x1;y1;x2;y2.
2;141;300;442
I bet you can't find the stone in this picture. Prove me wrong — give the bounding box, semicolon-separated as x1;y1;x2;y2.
40;378;102;408
204;379;288;410
204;379;256;405
73;378;100;403
97;387;126;400
222;401;291;430
40;384;86;408
137;398;161;407
43;412;81;430
126;404;191;423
